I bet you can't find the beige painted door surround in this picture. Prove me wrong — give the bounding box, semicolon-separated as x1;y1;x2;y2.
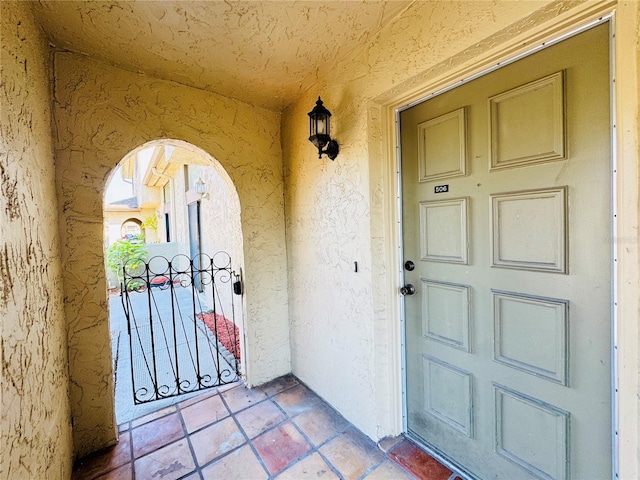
401;23;611;480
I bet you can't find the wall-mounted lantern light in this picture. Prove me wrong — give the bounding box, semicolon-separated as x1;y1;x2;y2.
308;96;339;160
195;177;209;199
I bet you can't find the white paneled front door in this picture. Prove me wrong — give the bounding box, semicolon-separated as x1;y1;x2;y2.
401;23;611;480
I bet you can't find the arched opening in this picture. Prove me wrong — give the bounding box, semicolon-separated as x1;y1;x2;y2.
59;68;290;456
104;139;245;424
120;218;142;239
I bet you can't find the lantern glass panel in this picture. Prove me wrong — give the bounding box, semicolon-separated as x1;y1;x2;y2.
195;178;206;194
317;115;328;135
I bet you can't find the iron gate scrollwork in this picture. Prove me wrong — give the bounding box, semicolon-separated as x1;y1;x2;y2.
120;251;241;404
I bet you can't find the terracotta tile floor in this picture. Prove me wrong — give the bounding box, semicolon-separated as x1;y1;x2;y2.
72;375;465;480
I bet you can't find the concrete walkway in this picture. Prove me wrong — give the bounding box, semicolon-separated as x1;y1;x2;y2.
109;285;239;424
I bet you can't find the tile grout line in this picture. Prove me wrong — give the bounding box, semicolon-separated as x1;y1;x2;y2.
127;423;136;480
267;386;343;478
357;454;389;480
218;386;272;479
175;391;208;480
257;388;321;479
279;418;341;480
274;397;382;480
288;416;352;480
126;383;239;479
227;379;311;477
181;385;256;475
250;387;321;477
179;381;288;476
248;380;341;479
179;391;291;474
266;383;386;480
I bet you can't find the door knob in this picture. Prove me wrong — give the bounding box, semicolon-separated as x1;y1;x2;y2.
400;284;416;296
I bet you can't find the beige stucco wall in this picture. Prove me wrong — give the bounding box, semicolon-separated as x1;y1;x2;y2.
53;53;289;456
0;2;73;478
282;0;627;442
193;162;244;338
198;165;243;263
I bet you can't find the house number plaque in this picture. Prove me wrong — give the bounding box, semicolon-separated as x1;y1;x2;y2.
434;184;449;194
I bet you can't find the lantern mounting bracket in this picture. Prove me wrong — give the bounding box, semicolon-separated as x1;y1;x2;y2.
318;139;339;160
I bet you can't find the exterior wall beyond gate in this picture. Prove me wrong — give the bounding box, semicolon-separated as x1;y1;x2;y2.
53;52;290;456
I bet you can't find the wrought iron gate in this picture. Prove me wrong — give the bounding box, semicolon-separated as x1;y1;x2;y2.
120;251;241;404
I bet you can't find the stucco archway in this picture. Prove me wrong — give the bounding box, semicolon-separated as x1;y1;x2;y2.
53;52;290;456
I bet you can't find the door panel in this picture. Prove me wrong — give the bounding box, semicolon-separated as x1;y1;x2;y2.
401;24;611;480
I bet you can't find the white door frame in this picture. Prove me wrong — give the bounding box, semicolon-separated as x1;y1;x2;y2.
376;2;639;478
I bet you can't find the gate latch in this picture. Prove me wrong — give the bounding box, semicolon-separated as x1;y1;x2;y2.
233;273;243;296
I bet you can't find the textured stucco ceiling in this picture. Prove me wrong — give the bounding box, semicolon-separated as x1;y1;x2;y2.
33;1;415;111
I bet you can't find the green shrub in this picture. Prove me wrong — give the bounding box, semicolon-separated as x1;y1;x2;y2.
106;238;148;290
